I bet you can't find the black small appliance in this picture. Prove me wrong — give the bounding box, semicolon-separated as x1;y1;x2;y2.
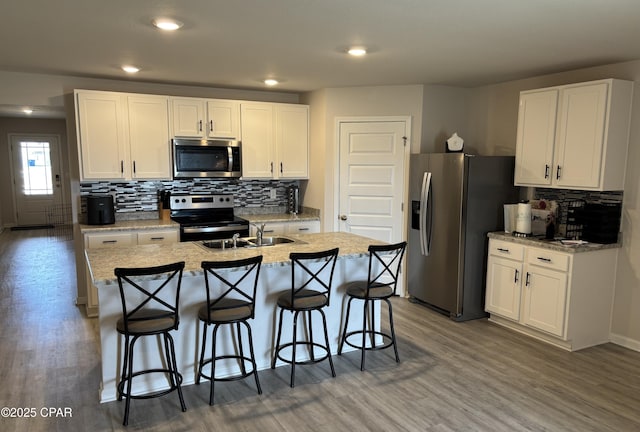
86;194;115;225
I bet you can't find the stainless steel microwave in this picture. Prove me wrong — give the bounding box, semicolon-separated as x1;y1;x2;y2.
172;139;242;178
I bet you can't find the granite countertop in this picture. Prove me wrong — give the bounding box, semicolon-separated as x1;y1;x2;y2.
488;231;621;253
80;218;179;233
86;232;381;285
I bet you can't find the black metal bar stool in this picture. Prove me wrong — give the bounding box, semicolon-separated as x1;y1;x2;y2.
196;255;263;405
338;242;407;371
114;261;187;426
271;248;339;387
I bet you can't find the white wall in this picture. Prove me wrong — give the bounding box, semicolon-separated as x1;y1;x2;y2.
302;85;423;231
467;59;640;348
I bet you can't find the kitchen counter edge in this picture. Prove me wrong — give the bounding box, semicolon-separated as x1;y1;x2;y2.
487;231;621;253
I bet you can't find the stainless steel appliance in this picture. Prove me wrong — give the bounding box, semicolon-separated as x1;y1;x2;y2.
172;138;242;178
408;153;519;321
86;194;115;225
170;194;249;242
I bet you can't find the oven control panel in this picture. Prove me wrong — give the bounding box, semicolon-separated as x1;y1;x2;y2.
170;194;235;210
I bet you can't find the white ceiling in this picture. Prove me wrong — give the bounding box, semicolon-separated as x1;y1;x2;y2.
2;0;640;118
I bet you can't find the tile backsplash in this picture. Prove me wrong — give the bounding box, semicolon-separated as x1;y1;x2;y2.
80;178;299;215
534;188;623;234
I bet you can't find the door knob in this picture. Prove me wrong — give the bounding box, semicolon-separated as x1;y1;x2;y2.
339;215;348;221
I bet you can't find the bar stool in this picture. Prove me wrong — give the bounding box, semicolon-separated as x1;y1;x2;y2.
196;255;263;405
338;242;407;371
271;248;339;387
114;261;187;426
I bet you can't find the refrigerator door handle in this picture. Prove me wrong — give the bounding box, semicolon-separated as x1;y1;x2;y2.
420;171;432;256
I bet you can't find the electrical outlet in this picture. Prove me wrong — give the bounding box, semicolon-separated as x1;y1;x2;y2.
270;188;277;200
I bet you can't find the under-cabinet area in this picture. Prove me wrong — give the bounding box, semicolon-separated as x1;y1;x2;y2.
485;233;619;351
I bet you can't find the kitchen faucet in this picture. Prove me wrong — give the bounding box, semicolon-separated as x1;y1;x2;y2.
251;223;266;246
232;233;240;249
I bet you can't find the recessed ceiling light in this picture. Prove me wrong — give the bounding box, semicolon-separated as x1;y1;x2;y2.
152;18;183;31
122;65;140;74
347;47;367;56
264;79;279;86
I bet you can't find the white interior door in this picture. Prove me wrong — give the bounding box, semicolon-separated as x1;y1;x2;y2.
337;120;408;243
10;134;63;226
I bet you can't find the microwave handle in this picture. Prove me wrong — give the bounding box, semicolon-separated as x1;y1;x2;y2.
228;146;233;172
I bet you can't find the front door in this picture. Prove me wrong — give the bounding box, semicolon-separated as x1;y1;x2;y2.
10;134;63;226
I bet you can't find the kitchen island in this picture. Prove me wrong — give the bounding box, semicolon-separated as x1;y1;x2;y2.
86;232;383;402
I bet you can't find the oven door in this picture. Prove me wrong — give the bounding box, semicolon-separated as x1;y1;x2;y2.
180;223;249;242
172;139;242;178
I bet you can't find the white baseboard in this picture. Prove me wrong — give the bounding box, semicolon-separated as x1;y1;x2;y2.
610;332;640;352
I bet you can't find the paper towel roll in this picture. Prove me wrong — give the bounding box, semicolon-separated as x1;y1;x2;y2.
516;203;532;234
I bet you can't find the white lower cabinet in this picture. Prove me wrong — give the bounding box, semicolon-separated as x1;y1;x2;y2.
83;228;178;317
485;237;617;351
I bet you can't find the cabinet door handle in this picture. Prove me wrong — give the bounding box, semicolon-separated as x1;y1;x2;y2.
556;165;561;180
280;162;283;174
544;164;550;179
199;120;203;132
270;162;274;173
133;160;136;174
210;119;214;132
298;227;309;231
102;240;117;244
525;272;531;286
537;257;552;262
150;237;165;241
514;269;519;283
497;247;510;253
264;229;275;233
120;160;124;174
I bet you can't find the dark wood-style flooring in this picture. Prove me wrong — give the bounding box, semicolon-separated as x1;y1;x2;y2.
0;229;639;431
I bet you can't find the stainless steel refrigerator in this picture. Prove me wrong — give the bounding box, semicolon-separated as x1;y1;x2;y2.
408;153;519;321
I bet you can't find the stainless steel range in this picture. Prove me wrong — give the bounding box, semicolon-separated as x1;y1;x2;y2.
169;193;249;242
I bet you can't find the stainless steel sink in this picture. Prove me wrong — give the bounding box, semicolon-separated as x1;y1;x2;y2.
201;239;252;250
245;236;296;247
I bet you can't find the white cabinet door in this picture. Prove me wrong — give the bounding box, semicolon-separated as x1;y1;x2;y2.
522;265;568;337
207;100;240;139
137;229;179;245
127;95;171;179
241;103;275;178
514;90;558;186
554;83;608;189
276;104;309;179
286;220;320;234
76;91;127;180
485;256;523;321
172;98;206;137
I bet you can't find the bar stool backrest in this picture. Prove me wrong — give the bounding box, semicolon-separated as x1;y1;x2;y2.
201;255;263;319
366;242;407;296
114;261;185;334
289;248;339;306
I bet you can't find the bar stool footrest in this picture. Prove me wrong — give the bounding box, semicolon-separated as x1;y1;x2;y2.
117;368;183;400
197;355;258;382
342;329;394;352
274;341;331;366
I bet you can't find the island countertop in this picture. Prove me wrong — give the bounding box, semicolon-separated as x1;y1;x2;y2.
86;232;382;285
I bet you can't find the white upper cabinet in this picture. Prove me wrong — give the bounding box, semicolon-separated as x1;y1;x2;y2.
276;104;309;179
127;95;172;179
514;79;633;191
171;97;240;139
75;90;172;181
241;102;309;179
76;90;128;180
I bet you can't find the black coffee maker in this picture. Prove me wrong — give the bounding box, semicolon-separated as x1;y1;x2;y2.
86;194;115;225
